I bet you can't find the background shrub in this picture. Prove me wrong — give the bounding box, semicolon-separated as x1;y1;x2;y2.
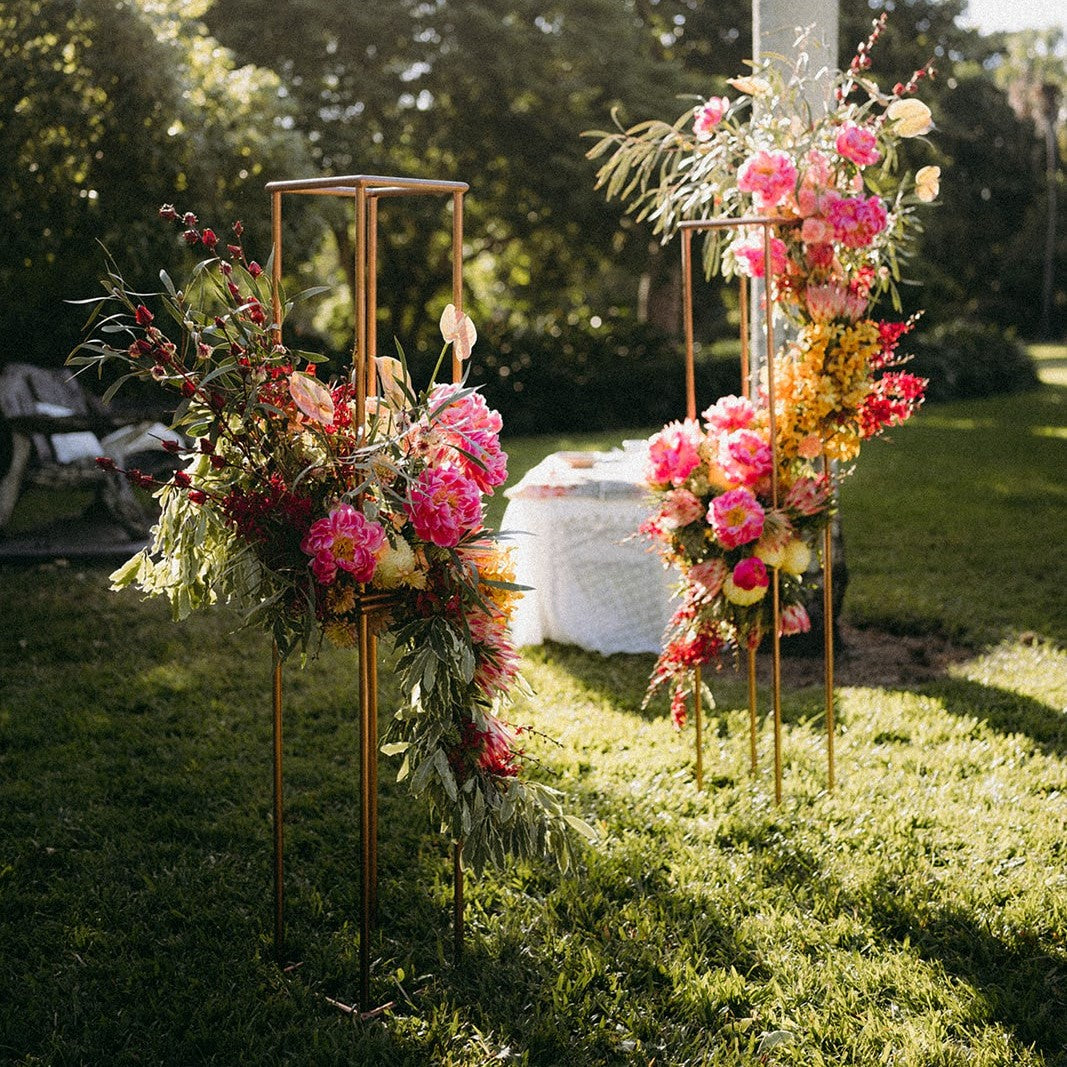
469;321;741;435
908;317;1039;402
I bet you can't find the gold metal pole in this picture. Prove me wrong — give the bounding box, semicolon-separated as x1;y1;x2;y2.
270;192;283;342
354;186;367;421
739;277;750;401
451;190;464;384
747;645;758;775
368;628;380;924
761;223;783;805
693;665;704;790
368;196;379;367
682;228;696;422
823;488;836;794
358;613;373;1011
453;841;464;963
272;641;284;961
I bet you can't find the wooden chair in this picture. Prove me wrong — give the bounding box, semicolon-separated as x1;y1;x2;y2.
0;362;160;540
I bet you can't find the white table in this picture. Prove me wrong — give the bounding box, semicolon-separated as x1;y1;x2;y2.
501;445;675;655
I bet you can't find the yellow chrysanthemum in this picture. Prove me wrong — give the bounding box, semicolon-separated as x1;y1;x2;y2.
323;620;359;648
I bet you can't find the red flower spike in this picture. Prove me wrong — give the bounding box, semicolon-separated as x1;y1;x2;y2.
95;456;117;472
188;490;207;505
232;221;243;237
183;212;198;227
183;230;200;246
180;380;197;398
134;304;154;326
173;470;192;488
162;439;183;454
248;262;263;278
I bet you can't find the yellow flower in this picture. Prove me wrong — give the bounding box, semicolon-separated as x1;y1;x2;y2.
780;538;812;577
915;165;940;203
372;538;424;590
886;98;933;138
723;575;767;606
323;620;359;648
324;581;357;616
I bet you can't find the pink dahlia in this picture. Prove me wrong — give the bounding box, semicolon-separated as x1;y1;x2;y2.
693;96;729;141
737;149;798;209
835;122;882;166
709;488;765;549
301;503;386;586
405;465;483;547
646;420;704;488
717;428;772;488
702;394;756;434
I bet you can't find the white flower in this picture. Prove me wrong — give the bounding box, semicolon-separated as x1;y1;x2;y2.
439;303;477;361
886;98;934;138
727;75;772;97
914;164;941;203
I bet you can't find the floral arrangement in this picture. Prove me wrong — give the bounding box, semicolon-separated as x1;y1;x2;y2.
70;207;590;872
641;396;833;726
588;18;939;723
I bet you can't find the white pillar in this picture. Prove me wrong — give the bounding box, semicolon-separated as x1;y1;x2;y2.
753;0;839;112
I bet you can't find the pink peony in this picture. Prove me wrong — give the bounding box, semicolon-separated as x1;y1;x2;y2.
428;382;503;436
702;394;756;434
659;488;705;529
456;427;509;494
825;193;889;249
405;465;483;547
835;122;882;166
796;150;834;216
779;602;812;636
688;558;728;598
693;96;729;140
718;428;772;488
646;420;704;487
737;149;798;209
301;503;386;586
730;235;788;278
709;488;765;549
800;216;833;246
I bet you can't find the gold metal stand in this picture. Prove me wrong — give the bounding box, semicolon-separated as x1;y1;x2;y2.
679;218;836;799
265;174;470;1010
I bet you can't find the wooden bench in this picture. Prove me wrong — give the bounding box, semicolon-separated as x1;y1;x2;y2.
0;362;162;540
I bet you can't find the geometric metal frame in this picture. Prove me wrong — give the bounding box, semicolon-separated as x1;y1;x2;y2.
679;216;836;802
265;174;469;1012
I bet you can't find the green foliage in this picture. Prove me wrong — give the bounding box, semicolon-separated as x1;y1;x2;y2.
909;318;1040;401
469;320;740;435
1;367;1065;1064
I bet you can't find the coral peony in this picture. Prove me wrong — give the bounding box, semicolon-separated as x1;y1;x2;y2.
694;97;729;141
835;122;882;166
301;503;386;585
717;428;773;488
646;420;704;487
737;149;798;209
702;394;756;434
709;488;765;548
405;466;483;547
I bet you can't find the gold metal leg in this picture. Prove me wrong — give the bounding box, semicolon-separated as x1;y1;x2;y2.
358;613;373;1011
693;666;704;790
272;643;285;961
747;645;758;775
824;523;836;793
771;573;783;805
368;630;379;924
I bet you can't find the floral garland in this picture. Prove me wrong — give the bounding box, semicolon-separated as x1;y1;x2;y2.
71;207;591;872
589;19;940;723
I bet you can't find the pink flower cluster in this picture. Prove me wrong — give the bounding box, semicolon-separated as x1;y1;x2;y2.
646;419;703;487
693;96;729;141
710;488;765;549
405;465;483;547
737;149;797;209
425;383;508;494
301;503;386;585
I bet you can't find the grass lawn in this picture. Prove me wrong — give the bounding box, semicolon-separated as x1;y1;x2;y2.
1;350;1065;1065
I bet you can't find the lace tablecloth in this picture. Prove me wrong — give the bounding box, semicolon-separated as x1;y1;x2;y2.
501;445;674;655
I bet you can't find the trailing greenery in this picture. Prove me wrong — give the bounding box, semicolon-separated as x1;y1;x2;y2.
0;365;1064;1065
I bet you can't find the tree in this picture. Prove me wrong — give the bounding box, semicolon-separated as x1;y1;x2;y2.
0;0;310;368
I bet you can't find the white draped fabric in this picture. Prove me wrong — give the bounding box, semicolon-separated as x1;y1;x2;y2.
501;445;675;655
